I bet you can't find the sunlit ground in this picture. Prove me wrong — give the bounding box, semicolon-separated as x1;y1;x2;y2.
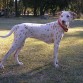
0;18;83;83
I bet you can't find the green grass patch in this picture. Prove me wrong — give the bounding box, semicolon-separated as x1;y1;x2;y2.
0;18;83;83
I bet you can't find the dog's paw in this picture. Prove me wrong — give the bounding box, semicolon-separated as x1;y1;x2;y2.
54;63;59;68
0;64;4;69
18;62;23;65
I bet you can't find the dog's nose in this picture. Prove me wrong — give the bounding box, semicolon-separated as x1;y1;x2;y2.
62;20;65;24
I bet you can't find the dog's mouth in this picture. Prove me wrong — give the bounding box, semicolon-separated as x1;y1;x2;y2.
62;20;68;28
58;19;68;32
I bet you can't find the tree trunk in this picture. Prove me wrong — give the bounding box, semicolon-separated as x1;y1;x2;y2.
33;0;37;16
33;7;37;16
40;1;44;16
15;0;18;17
24;6;27;15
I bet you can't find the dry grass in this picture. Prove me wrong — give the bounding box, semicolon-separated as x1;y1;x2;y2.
0;18;83;83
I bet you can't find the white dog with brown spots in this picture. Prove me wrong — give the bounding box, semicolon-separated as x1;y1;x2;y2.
0;11;76;68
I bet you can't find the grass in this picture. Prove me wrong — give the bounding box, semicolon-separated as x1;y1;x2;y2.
0;18;83;83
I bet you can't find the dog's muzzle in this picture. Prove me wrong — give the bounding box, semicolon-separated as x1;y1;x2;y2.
62;20;67;27
58;19;68;32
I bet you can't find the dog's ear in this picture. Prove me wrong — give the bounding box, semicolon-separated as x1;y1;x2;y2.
57;11;66;16
56;11;63;16
70;12;77;19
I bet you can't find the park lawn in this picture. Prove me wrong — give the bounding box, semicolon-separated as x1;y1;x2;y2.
0;19;83;83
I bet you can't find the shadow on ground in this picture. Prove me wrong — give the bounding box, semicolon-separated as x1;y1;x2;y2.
0;60;83;83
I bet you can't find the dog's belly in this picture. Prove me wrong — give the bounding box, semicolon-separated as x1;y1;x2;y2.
24;23;54;43
30;33;54;43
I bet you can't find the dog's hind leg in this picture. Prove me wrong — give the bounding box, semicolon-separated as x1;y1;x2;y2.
0;45;19;68
14;46;24;65
0;36;26;68
14;36;26;65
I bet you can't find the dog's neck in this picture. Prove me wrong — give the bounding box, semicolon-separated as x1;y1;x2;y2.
58;19;69;32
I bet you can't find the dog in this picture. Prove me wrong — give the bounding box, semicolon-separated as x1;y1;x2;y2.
0;11;76;68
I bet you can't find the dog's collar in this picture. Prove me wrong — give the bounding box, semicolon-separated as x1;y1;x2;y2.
58;19;68;32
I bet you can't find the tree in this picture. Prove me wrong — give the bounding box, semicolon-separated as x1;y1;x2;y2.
0;0;3;9
47;0;57;16
22;0;28;15
0;0;83;17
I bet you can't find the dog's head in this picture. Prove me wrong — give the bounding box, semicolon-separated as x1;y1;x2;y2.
59;11;76;22
58;11;76;32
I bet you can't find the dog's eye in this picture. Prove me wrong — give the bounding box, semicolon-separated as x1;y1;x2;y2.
67;15;69;18
61;15;63;17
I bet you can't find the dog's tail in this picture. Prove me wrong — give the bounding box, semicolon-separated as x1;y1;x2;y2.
0;26;15;38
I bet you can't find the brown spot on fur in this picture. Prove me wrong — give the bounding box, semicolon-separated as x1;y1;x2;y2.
51;33;53;37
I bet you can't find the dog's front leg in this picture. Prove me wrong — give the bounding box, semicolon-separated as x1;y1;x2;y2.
54;33;62;68
54;42;60;68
